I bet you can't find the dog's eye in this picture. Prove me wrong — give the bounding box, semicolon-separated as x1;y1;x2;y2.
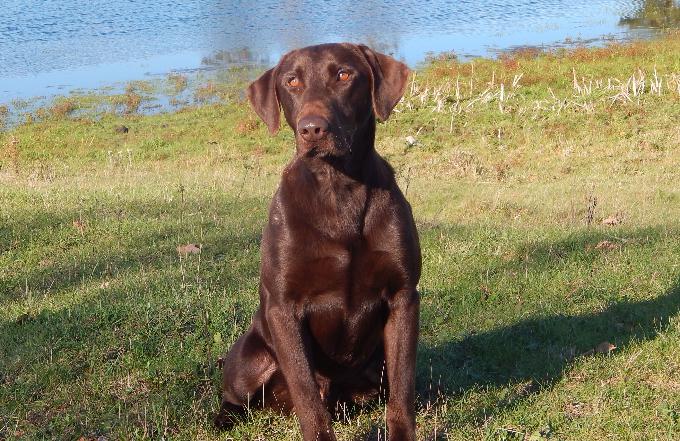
337;70;351;82
287;77;301;88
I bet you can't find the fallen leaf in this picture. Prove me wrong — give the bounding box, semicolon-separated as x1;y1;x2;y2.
479;284;491;300
565;401;585;419
16;313;32;324
72;219;86;233
615;322;635;332
177;243;201;255
594;240;619;251
595;341;617;354
602;215;622;226
583;341;617;357
516;380;539;396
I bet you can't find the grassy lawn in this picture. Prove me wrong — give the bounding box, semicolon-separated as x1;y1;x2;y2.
1;35;679;440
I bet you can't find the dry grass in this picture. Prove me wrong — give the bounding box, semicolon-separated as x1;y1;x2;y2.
0;105;8;128
194;81;219;103
168;73;189;94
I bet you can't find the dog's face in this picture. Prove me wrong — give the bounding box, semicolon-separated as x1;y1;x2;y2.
248;43;409;157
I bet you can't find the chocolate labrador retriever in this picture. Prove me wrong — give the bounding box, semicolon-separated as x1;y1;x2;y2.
215;43;421;441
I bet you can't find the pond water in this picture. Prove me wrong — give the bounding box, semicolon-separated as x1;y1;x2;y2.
1;0;679;104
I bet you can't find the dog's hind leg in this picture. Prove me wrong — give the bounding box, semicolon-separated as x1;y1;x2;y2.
214;327;279;429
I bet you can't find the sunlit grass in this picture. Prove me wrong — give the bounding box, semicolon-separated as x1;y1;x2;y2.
1;35;680;440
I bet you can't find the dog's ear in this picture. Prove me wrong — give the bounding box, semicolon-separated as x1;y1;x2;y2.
357;45;410;121
247;66;280;134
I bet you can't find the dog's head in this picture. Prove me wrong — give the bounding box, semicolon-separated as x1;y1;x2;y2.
248;43;409;157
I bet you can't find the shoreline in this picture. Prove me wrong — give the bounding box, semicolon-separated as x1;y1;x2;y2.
0;28;671;130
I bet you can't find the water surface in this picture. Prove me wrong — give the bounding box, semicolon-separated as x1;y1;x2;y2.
1;0;679;103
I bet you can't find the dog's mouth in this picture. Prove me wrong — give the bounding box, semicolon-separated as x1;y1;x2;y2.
299;132;354;158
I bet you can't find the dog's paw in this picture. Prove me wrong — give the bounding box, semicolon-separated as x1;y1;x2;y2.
212;402;245;430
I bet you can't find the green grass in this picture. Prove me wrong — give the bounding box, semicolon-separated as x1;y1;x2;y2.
1;35;680;440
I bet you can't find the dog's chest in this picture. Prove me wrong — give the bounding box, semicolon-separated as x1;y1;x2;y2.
300;244;398;364
269;166;407;363
306;293;385;366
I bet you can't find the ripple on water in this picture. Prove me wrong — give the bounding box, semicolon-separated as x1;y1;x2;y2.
0;0;677;102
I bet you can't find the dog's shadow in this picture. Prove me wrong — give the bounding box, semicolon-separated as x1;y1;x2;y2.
341;279;679;440
418;274;680;399
359;226;680;440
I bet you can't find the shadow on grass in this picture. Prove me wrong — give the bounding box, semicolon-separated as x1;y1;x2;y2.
0;197;266;437
419;276;680;390
0;234;263;438
361;279;680;440
409;225;679;439
1;220;678;439
345;226;680;440
0;196;265;304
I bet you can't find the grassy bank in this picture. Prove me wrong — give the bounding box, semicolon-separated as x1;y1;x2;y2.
1;35;680;440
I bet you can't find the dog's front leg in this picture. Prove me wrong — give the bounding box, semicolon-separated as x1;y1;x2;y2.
383;288;420;441
266;304;336;441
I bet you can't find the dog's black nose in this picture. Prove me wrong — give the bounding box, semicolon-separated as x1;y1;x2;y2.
297;115;329;142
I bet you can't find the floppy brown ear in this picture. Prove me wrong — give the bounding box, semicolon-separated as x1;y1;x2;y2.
247;67;280;134
357;45;410;121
